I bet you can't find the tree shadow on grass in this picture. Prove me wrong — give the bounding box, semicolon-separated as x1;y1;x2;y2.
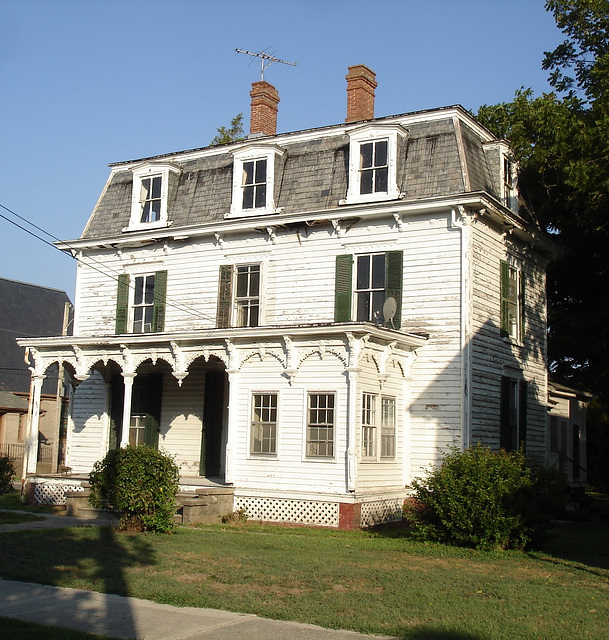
0;524;155;638
530;521;609;578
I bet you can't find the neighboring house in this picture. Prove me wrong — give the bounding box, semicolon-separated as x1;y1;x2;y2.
19;66;562;527
0;278;71;475
547;381;592;487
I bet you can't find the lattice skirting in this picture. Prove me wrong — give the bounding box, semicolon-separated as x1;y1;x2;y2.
234;495;405;528
235;496;340;527
32;480;86;505
360;498;404;527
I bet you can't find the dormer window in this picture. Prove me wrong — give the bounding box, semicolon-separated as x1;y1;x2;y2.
228;144;284;218
125;163;180;232
360;140;388;194
139;175;162;223
242;158;267;209
343;124;406;205
503;156;517;210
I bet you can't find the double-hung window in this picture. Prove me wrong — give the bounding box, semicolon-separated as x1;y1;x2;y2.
343;124;406;205
356;253;386;324
362;393;396;460
126;163;179;231
251;393;277;455
500;260;524;341
132;274;156;333
360;140;388;195
306;393;335;458
229;144;284;217
242;159;267;210
115;271;167;334
139;176;162;223
216;264;261;328
335;251;403;328
500;376;527;451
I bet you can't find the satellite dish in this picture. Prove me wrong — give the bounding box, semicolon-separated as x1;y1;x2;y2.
383;297;398;328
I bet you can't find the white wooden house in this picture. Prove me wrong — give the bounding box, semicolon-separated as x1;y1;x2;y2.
18;66;559;527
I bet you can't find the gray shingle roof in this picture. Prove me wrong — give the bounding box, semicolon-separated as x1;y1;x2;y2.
81;109;531;240
0;278;72;395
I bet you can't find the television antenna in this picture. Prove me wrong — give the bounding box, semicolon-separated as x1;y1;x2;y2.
236;49;297;81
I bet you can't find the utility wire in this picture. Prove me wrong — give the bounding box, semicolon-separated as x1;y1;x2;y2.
0;202;218;326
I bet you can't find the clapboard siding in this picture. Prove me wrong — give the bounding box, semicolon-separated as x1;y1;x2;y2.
69;371;108;473
160;366;205;475
470;221;547;458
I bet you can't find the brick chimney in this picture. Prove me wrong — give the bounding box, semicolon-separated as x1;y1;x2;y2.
345;65;377;123
249;81;280;136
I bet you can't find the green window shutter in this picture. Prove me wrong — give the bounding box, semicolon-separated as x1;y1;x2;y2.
499;375;511;450
216;264;233;328
334;254;353;322
153;270;167;332
519;269;526;343
500;260;510;337
385;250;403;330
115;274;129;334
144;414;160;449
519;380;528;452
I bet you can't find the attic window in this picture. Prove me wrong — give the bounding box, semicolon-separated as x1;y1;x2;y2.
342;123;406;205
227;143;284;218
125;163;180;232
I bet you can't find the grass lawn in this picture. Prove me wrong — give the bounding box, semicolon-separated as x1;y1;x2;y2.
0;510;44;525
0;520;607;639
0;617;120;640
0;491;64;514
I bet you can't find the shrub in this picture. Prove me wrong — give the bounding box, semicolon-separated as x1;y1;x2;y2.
0;456;15;496
404;444;566;550
89;445;179;533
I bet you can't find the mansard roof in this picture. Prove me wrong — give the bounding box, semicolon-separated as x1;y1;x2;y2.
79;105;525;241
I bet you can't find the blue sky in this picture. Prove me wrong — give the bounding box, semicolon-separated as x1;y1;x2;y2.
0;0;562;299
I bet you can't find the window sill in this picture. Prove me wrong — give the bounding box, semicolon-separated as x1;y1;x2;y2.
339;191;403;206
122;220;172;233
225;207;283;219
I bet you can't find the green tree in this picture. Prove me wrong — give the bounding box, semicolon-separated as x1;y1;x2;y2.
211;113;245;145
477;0;609;487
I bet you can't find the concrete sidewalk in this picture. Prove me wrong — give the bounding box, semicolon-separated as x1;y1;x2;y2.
0;579;392;639
0;509;116;531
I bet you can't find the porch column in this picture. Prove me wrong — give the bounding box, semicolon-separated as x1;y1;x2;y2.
224;369;239;484
23;374;45;476
346;367;358;492
120;373;135;448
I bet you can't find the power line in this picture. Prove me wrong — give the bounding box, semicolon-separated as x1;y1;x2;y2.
0;202;218;326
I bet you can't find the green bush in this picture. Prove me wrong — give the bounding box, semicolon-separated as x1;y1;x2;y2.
89;445;179;533
0;456;15;496
404;444;566;550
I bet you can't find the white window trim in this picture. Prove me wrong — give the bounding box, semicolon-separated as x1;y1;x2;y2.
125;162;180;232
342;123;406;205
361;391;397;462
303;390;338;462
129;271;157;333
233;262;262;328
248;390;280;458
502;259;523;343
227;143;285;218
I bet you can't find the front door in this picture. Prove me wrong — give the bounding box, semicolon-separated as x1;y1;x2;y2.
199;369;225;477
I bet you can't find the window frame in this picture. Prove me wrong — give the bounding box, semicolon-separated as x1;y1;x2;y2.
216;263;263;328
334;251;403;329
361;392;397;461
228;143;285;218
500;260;525;342
342;124;406;205
115;270;167;335
126;163;180;232
249;391;279;457
305;392;336;460
500;376;527;452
